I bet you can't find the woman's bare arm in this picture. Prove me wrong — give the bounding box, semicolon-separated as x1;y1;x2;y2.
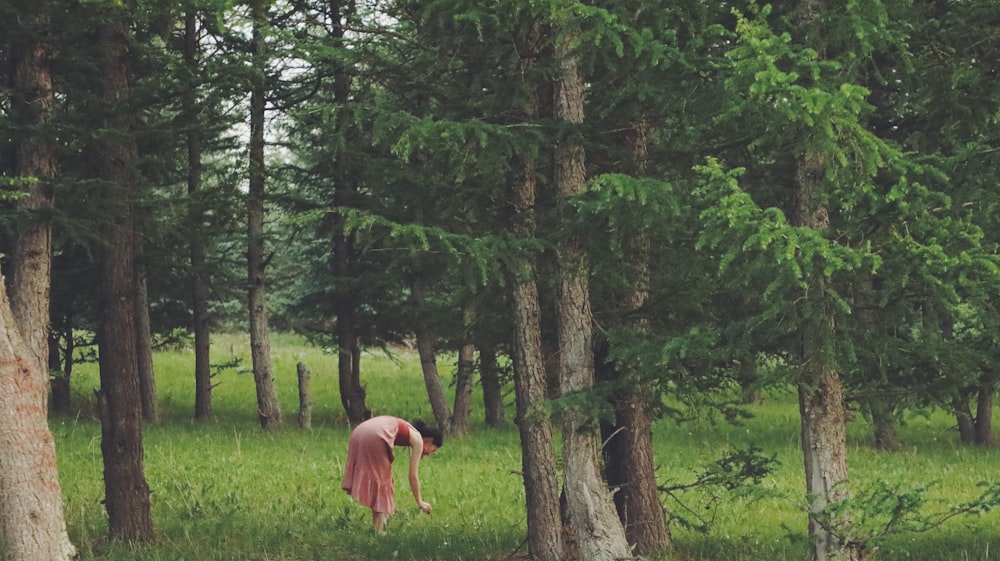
409;435;431;513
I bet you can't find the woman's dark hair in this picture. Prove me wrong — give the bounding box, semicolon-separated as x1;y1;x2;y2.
412;420;444;447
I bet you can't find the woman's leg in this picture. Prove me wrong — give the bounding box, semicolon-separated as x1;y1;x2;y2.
372;511;388;534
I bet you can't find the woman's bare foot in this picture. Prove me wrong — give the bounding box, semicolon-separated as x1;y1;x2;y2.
373;511;388;534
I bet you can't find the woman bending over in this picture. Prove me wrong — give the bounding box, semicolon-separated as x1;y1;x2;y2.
341;416;443;533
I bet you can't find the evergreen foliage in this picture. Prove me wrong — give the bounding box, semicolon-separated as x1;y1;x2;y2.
2;0;999;557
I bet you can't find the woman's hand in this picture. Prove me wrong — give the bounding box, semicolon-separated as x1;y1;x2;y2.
418;500;432;514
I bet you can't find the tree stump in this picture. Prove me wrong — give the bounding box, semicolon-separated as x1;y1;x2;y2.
297;362;312;430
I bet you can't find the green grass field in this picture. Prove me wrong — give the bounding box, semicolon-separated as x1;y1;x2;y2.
52;333;998;561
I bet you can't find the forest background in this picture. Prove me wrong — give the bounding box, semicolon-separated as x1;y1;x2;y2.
1;0;999;561
47;334;1000;561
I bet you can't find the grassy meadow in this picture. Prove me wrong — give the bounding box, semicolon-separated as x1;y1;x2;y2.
51;333;998;561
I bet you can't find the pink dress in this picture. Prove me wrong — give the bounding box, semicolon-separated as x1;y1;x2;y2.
342;416;413;514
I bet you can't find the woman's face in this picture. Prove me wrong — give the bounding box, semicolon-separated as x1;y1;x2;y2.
421;437;439;456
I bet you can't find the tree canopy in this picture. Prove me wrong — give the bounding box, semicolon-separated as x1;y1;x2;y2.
1;0;998;559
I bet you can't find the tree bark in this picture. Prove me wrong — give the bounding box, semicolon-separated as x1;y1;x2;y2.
94;13;154;542
248;0;281;429
328;0;369;425
9;6;58;400
332;209;366;423
621;118;670;554
336;296;368;423
135;258;157;423
939;316;978;445
792;153;861;561
738;355;764;405
479;340;505;426
600;334;669;555
0;281;76;559
450;300;476;435
869;397;901;452
857;277;900;451
48;321;73;411
504;19;562;555
974;372;994;446
954;392;977;445
552;18;632;561
798;357;856;561
336;297;367;424
607;389;668;550
185;8;213;422
410;269;452;433
508;153;563;561
297;362;313;430
601;317;666;546
598;118;670;554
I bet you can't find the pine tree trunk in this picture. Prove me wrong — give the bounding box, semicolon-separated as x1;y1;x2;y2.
553;19;632;561
135;260;158;423
798;359;856;561
450;300;476;435
336;302;367;423
599;118;670;554
410;270;452;433
857;277;900;451
938;315;977;445
500;17;564;561
479;341;505;426
738;356;764;405
332;209;367;424
297;362;313;430
9;7;57;396
975;373;994;446
185;9;213;422
604;319;670;552
248;0;281;429
1;281;76;559
611;388;668;547
954;392;977;445
332;212;366;424
787;8;865;558
328;0;369;425
622;119;669;554
49;325;72;411
793;152;862;561
508;152;563;561
93;13;155;541
337;300;368;423
868;397;901;452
